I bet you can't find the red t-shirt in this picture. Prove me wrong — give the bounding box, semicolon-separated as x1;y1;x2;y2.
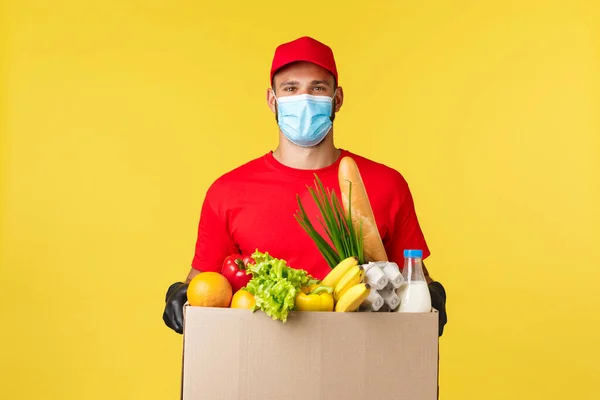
191;149;430;280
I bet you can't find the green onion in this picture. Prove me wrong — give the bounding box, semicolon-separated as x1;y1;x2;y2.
294;174;365;268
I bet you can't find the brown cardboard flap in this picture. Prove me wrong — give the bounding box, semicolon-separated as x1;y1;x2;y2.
182;307;438;400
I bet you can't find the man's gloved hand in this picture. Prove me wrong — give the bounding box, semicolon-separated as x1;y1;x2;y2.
428;281;447;337
163;282;189;334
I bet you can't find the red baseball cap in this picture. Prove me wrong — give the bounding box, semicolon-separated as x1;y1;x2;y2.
270;36;338;84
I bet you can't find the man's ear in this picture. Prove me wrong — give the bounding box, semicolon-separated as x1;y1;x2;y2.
334;86;344;112
266;88;277;114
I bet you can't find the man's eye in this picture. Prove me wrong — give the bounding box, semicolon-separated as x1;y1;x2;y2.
284;87;295;92
313;86;325;91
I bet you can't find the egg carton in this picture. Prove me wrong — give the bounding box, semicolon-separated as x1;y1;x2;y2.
358;262;404;312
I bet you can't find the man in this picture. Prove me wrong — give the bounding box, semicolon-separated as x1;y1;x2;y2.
163;36;447;336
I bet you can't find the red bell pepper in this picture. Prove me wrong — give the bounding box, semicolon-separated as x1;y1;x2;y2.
221;254;255;293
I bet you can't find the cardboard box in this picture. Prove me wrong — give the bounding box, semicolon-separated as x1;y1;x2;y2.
181;306;439;400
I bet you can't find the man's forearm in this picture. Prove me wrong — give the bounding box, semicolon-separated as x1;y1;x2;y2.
186;268;201;283
422;262;434;284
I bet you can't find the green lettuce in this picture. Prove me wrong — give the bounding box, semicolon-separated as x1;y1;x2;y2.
245;250;316;323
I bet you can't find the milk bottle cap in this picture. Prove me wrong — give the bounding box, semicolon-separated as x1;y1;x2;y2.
404;249;423;258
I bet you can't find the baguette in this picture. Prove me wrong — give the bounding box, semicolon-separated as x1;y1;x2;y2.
338;156;388;262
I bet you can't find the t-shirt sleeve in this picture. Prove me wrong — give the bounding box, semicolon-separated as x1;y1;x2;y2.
386;176;431;264
191;191;239;272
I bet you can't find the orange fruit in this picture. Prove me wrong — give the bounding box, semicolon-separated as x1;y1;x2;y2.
230;289;256;309
187;272;232;307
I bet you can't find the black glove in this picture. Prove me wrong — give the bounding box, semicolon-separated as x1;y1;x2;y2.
163;282;188;334
428;281;447;337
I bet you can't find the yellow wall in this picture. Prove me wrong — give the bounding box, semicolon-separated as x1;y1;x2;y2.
1;1;599;399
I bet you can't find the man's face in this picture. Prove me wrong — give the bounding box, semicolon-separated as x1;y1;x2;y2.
267;61;344;117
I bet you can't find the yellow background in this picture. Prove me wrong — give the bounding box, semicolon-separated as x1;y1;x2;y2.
1;0;599;399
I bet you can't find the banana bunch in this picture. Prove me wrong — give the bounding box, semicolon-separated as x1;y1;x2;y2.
321;256;371;312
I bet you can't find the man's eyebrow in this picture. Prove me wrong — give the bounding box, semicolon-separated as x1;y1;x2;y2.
278;79;332;88
279;80;299;88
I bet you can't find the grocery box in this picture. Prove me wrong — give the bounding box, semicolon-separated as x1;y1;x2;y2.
180;306;439;400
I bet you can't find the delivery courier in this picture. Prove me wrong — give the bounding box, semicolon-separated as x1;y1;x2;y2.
162;36;448;334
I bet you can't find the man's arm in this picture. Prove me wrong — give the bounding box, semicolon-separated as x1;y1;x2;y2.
385;174;447;336
186;267;201;283
423;262;434;284
163;181;239;333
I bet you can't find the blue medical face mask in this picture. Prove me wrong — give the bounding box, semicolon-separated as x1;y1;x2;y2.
274;92;335;147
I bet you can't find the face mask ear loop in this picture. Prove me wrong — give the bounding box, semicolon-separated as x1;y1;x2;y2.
271;89;280;122
329;88;338;122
